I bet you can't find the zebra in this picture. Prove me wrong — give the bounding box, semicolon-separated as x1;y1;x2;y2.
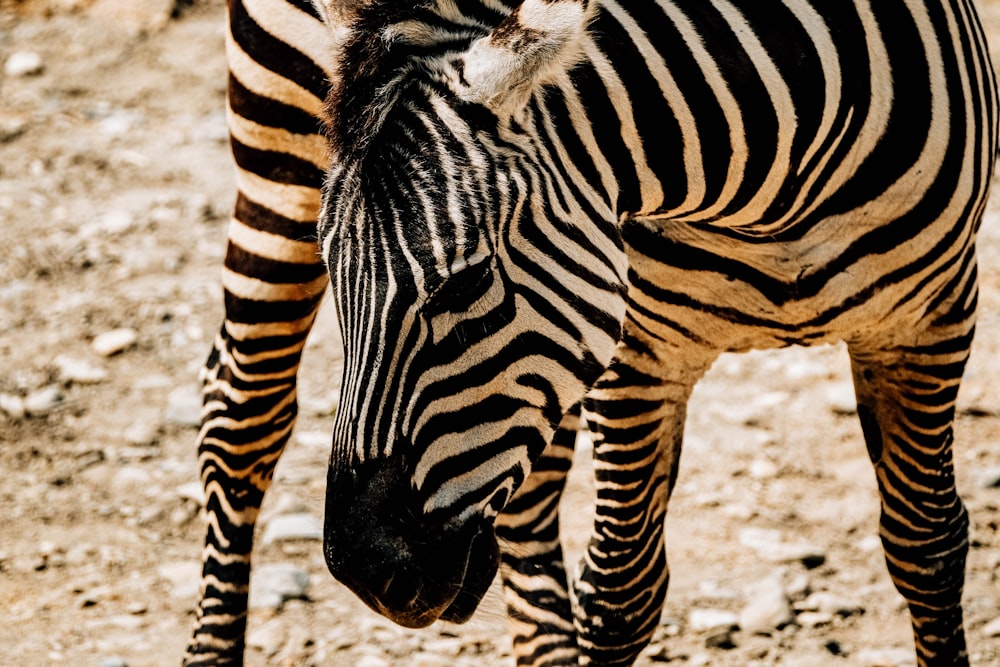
184;0;579;664
185;1;998;667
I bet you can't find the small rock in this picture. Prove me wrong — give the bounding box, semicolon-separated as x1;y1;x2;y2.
261;513;323;545
739;578;794;635
247;617;285;656
24;385;63;416
92;328;137;357
0;117;27;142
156;560;202;600
826;383;858;414
123;421;160;446
0;393;26;419
165;385;202;427
796;611;834;627
4;51;44;77
981;616;1000;637
54;355;108;384
796;591;864;617
111;466;153;496
98;657;128;667
856;647;916;667
249;563;310;610
688;608;739;632
977;466;1000;489
175;481;205;506
738;528;826;567
296;429;332;448
356;655;391;667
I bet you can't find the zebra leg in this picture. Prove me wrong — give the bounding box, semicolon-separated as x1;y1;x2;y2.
183;0;330;663
848;300;975;667
572;347;716;666
497;407;581;666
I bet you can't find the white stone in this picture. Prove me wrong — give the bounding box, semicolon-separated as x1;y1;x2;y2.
261;513;323;545
24;385;63;416
246;618;285;656
92;328;137;357
165;385;202;427
54;355;108;384
981;616;1000;637
296;429;331;448
826;383;858;414
356;655;391;667
856;647;916;667
796;611;833;627
738;527;826;566
0;393;26;419
688;608;739;632
175;482;205;506
156;561;202;600
796;591;864;617
249;563;310;610
4;51;44;77
739;579;794;634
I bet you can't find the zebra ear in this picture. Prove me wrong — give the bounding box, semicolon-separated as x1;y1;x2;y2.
459;0;591;115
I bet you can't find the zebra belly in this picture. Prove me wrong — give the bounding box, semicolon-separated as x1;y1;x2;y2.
621;212;974;352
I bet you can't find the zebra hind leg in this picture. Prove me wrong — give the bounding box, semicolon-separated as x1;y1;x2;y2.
496;406;582;666
848;308;975;667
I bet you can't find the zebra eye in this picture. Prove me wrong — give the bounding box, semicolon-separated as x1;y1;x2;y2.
420;261;492;315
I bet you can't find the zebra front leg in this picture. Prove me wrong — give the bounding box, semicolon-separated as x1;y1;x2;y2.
183;1;331;663
572;349;715;666
184;289;323;665
849;303;975;666
497;407;581;666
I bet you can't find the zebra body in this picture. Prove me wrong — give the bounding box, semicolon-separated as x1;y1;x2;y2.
318;0;996;664
185;0;997;665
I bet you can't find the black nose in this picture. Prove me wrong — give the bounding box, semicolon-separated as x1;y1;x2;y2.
323;457;499;628
362;549;421;611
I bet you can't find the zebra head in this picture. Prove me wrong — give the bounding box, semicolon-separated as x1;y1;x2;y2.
314;0;627;628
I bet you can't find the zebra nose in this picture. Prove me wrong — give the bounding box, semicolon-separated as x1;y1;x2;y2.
366;558;421;611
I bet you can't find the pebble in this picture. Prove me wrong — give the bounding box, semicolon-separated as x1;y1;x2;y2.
977;465;1000;489
165;385;202;427
981;616;1000;637
156;561;202;600
97;657;128;667
856;647;916;667
356;655;391;667
4;51;44;77
261;513;323;545
92;328;137;357
825;383;858;414
54;355;108;384
704;625;737;649
739;578;794;635
24;385;63;416
688;608;739;632
737;528;827;567
796;611;834;627
123;421;159;446
296;429;332;448
248;563;310;611
795;591;864;617
246;617;285;656
0;393;26;419
175;481;205;506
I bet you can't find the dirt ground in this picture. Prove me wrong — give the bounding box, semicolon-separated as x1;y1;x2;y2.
3;1;1000;665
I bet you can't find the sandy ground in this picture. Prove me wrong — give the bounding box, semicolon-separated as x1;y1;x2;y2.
2;1;1000;665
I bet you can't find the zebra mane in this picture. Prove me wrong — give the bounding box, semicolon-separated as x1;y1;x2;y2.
323;1;501;162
